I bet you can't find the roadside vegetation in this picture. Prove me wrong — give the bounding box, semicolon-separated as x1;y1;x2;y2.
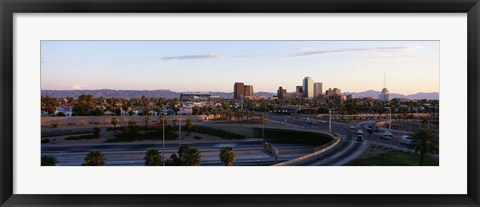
41;155;58;166
406;127;438;166
189;126;245;140
219;147;236;166
260;129;332;146
144;148;163;166
167;144;202;166
347;151;438;166
82;151;106;166
65;127;101;140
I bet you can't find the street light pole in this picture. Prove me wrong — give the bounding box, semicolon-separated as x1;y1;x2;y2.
329;109;332;132
179;116;182;141
162;116;165;166
385;107;392;130
262;112;265;139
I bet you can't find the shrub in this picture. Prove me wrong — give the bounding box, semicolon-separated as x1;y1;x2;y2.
51;123;58;128
41;155;58;166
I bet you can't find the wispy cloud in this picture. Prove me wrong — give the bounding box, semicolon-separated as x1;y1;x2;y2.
280;46;420;59
232;54;259;58
296;47;312;51
364;54;431;61
161;54;226;61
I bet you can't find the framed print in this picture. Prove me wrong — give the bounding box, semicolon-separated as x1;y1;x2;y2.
1;0;479;206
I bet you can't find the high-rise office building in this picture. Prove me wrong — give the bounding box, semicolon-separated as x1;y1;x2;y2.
244;85;254;97
234;82;245;99
303;76;314;99
326;88;342;96
314;82;323;98
296;86;303;98
277;86;287;99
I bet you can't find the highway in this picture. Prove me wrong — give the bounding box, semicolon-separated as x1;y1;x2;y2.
42;139;314;166
41;113;420;166
264;112;416;165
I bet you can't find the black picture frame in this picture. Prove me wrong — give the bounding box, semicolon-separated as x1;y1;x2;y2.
1;0;479;206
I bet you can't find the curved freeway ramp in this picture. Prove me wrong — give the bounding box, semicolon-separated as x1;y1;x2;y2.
290;139;369;166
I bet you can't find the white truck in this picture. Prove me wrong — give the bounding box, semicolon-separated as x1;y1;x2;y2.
357;130;364;141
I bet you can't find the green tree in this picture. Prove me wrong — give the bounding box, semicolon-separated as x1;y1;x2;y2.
74;94;96;116
111;117;118;133
144;116;150;128
172;119;178;130
41;96;58;115
407;128;439;166
183;148;201;166
219;147;236;166
41;155;58;166
144;148;162;166
167;145;201;166
82;151;106;166
157;116;166;133
185;119;193;131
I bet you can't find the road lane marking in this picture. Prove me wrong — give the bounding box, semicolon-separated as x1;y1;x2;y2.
330;141;355;159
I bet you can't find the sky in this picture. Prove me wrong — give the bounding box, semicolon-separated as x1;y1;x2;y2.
41;40;439;95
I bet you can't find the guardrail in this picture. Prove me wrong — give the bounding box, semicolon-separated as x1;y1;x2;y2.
273;132;341;166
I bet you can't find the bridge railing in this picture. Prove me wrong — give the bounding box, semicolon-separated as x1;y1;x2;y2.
273;132;341;166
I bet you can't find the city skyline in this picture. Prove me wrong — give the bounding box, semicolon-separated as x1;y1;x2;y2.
41;41;439;94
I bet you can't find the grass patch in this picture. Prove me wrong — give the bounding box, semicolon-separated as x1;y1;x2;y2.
190;126;245;139
107;130;178;142
347;151;439;166
65;134;98;140
260;129;332;146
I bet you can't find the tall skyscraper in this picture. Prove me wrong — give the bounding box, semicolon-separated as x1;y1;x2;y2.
314;82;323;98
378;73;391;102
303;76;314;99
277;86;287;99
244;85;254;97
234;82;245;100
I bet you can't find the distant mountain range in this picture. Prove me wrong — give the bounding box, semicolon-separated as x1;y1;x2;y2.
41;89;275;99
41;89;438;100
346;90;439;100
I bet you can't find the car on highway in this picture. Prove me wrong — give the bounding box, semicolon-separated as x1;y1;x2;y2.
381;131;393;139
367;127;373;135
400;135;413;144
350;125;356;130
357;130;364;141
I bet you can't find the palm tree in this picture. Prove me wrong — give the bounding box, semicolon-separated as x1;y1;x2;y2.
41;155;58;166
82;151;106;166
144;148;162;166
172;119;178;130
167;145;201;166
183;148;201;166
407;127;438;166
111;117;118;133
144;116;150;128
219;147;236;166
185;119;193;131
157;116;165;132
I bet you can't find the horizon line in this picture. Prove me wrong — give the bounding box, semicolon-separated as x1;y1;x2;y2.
40;88;440;96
